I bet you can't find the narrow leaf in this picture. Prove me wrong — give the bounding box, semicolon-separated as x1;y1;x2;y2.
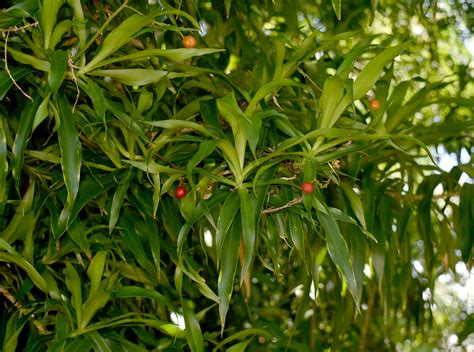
239;188;257;284
81;289;111;330
99;48;225;66
182;300;204;352
80;13;156;72
218;219;241;335
317;210;360;307
340;182;367;229
319;75;345;129
109;171;132;233
11;95;42;188
41;0;63;48
89;69;167;86
144;119;213;138
0;117;8;204
0;252;48;293
57;92;82;206
48;50;68;92
64;262;83;328
353;43;408;100
331;0;342;20
0;66;34;99
87;251;107;297
216;192;240;260
112;286;172;309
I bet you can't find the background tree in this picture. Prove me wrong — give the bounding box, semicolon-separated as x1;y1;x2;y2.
0;0;472;350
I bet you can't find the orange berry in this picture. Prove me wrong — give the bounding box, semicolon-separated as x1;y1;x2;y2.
369;99;381;112
182;35;197;48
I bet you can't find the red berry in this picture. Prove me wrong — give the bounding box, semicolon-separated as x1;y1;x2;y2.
369;99;381;112
182;35;197;48
301;182;315;194
175;185;187;199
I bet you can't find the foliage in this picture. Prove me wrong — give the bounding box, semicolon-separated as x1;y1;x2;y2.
0;0;472;350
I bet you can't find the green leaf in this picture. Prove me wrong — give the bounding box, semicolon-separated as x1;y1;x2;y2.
6;47;50;71
319;75;345;129
459;184;474;263
238;188;257;284
77;77;106;122
89;69;168;86
67;0;86;48
340;182;367;229
0;117;8;204
41;0;63;48
105;99;148;139
63;336;92;352
32;92;52;130
65;262;83;329
331;0;342;20
11;95;42;188
336;43;372;79
0;66;34;99
125;159;180;175
144;119;213;138
79;9;200;73
80;13;156;73
86;332;113;352
241;112;262;157
55;92;82;237
109;170;132;233
112;286;172;309
49;19;72;49
187;140;218;184
218;219;241;335
182;300;204;352
216;139;243;182
200;99;221;133
317;209;360;307
57;92;82;205
120;217;157;279
226;340;252;352
3;311;26;352
217;93;248;169
99;48;226;66
87;250;107;297
225;0;232;18
245;79;305;117
289;212;306;262
216;191;240;261
0;182;35;243
0;252;48;293
48;50;68;92
81;289;111;330
212;328;272;351
353;43;409;100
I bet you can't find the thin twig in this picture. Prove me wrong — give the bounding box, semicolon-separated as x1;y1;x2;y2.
0;22;38;33
3;30;33;100
261;179;330;215
262;197;304;215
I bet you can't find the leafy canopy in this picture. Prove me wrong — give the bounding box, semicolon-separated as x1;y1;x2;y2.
0;0;472;351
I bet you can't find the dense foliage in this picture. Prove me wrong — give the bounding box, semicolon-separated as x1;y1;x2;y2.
0;0;472;350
